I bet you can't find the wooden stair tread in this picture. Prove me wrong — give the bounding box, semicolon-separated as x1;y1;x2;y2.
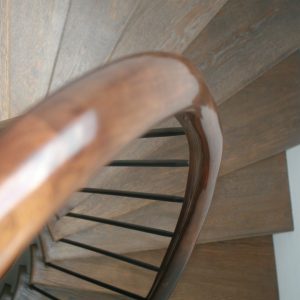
32;244;153;299
85;166;188;196
39;237;278;300
110;0;227;59
48;256;156;298
56;115;187;217
54;49;300;241
200;152;292;243
184;0;300;104
48;0;139;93
172;236;279;299
49;153;291;257
220;49;300;176
52;196;181;240
0;0;69;119
41;225;168;265
114;135;188;160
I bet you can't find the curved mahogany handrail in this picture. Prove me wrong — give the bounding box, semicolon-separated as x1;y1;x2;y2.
0;52;222;297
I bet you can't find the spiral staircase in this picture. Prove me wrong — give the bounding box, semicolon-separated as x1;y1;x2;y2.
1;1;300;299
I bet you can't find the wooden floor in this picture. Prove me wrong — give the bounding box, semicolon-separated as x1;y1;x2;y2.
1;0;300;299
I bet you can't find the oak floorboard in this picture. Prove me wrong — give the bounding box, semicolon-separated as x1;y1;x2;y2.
9;0;70;117
184;0;300;104
50;153;291;254
55;51;300;244
48;0;138;93
110;0;227;59
37;237;279;300
220;50;300;176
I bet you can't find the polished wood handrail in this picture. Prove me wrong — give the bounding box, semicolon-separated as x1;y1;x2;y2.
0;53;222;298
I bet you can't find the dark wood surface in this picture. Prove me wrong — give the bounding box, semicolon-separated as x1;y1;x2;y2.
0;53;222;298
48;152;291;257
172;236;279;299
86;166;188;195
201;153;292;243
220;49;300;176
184;0;300;104
48;0;138;93
34;236;279;300
52;48;300;245
32;245;130;299
110;0;227;59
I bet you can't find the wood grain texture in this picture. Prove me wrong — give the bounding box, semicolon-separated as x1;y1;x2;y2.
54;30;300;244
9;0;70;117
48;256;156;298
52;49;299;247
54;116;187;221
44;223;170;265
31;245;130;299
172;236;279;299
110;0;227;59
51;195;182;240
220;49;300;176
200;153;292;243
37;237;279;300
184;0;300;104
48;153;291;257
115;135;188;160
48;0;138;93
87;166;188;195
0;52;222;291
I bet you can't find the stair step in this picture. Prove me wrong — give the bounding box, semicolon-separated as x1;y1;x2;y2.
32;244;156;299
172;236;278;299
201;153;292;243
220;49;300;176
113;136;188;161
110;0;227;59
54;116;188;219
49;152;291;253
0;0;69;118
53;164;188;226
40;226;168;265
39;236;278;300
52;194;181;240
184;0;300;104
54;50;299;242
47;0;139;94
84;166;188;196
1;0;226;119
